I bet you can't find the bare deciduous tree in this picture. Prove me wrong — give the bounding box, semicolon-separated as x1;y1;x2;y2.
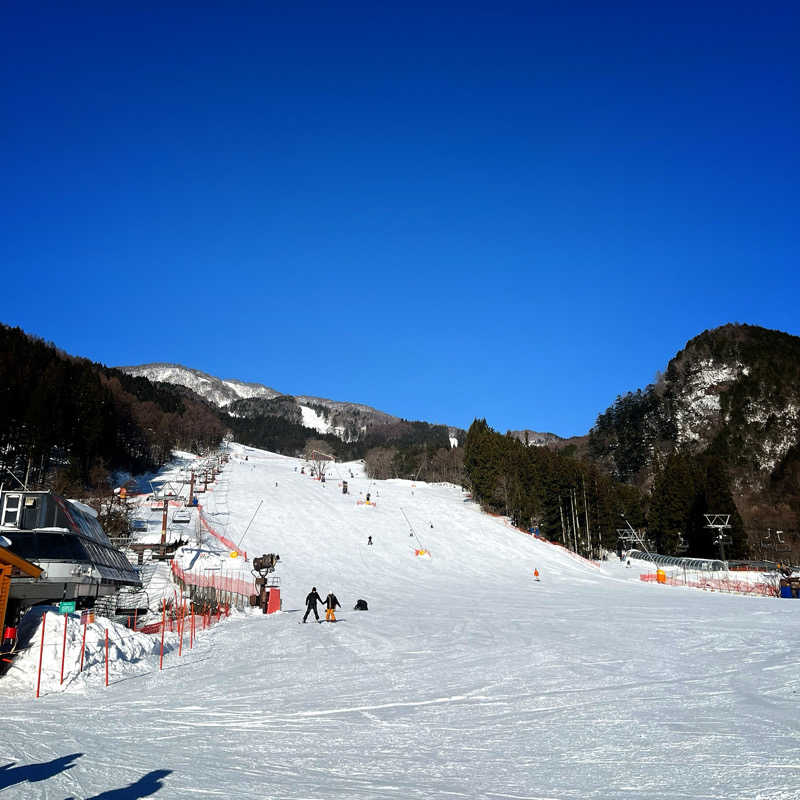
304;440;335;480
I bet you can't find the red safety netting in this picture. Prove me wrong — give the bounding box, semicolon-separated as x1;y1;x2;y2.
171;561;256;598
197;505;247;560
640;572;776;597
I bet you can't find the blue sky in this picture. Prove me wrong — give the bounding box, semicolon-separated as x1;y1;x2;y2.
2;1;798;437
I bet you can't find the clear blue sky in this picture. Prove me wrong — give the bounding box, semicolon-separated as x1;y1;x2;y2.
2;1;798;437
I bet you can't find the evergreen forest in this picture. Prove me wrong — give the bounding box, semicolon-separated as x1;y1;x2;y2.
0;324;225;493
4;320;799;561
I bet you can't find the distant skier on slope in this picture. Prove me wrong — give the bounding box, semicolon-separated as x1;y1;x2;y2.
367;535;373;545
324;591;341;622
303;587;324;623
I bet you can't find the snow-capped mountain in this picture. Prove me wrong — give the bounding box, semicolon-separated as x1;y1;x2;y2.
118;362;402;440
120;363;282;407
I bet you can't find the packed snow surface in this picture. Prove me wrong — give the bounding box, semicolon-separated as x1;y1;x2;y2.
300;404;336;436
2;444;800;799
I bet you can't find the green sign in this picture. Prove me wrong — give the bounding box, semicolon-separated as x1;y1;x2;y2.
59;600;76;614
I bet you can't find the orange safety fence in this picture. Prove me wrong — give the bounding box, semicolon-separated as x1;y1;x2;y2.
196;504;247;560
170;561;256;598
33;601;231;696
640;572;777;597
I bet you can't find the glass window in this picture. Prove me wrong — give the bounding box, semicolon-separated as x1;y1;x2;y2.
2;495;20;527
3;530;38;559
36;532;88;561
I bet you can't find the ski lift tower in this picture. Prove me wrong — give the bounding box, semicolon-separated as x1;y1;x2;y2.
619;514;659;571
617;528;640;550
704;514;732;563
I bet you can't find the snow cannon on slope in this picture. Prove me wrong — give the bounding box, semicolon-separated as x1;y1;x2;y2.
250;553;281;614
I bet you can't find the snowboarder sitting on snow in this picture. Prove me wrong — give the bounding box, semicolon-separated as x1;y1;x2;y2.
367;535;373;545
324;591;341;622
303;587;324;623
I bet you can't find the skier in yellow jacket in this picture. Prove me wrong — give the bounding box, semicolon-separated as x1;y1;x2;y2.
324;592;341;622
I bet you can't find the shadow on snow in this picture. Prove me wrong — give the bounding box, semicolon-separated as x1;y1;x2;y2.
69;769;173;799
0;752;82;790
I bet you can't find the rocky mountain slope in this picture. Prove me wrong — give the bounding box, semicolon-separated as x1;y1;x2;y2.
507;429;569;447
589;324;800;535
119;363;282;407
119;362;403;442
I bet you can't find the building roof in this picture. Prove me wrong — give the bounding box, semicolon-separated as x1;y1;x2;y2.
0;545;43;578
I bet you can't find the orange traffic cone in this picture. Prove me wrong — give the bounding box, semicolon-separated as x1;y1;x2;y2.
534;568;540;581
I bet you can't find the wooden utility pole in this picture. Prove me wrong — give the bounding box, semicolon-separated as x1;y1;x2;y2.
160;498;168;546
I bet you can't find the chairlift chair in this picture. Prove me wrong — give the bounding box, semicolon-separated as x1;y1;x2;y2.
775;530;791;552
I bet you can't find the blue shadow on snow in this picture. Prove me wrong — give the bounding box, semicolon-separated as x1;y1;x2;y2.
78;769;173;799
0;752;82;789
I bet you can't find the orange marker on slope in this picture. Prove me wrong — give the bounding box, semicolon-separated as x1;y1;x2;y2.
534;568;540;581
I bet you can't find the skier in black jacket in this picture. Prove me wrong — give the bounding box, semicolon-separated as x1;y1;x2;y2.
303;587;323;622
324;592;341;622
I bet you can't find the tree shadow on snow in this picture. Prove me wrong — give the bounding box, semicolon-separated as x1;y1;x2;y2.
0;752;82;789
71;769;173;799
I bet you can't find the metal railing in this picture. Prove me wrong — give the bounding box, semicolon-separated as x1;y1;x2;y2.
626;550;726;572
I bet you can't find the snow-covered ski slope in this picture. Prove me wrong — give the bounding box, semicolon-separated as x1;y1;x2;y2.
2;442;800;800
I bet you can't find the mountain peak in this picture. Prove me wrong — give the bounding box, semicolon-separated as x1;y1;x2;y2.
118;363;281;407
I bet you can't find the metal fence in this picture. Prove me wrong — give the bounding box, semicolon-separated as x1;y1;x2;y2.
626;550;727;572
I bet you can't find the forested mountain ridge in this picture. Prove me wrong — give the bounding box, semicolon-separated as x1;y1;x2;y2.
120;362;400;441
5;321;799;555
119;363;282;407
588;323;800;545
0;325;226;491
0;325;463;492
589;324;800;484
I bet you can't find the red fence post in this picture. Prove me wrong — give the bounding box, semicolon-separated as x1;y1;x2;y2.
178;601;184;658
190;605;194;650
80;616;87;672
105;629;109;687
160;600;166;671
60;613;68;685
36;612;46;698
